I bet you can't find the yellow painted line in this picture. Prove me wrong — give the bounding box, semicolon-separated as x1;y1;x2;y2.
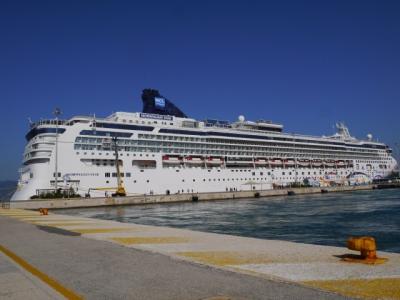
18;217;65;220
27;219;95;224
0;211;39;214
71;228;136;234
176;251;273;266
0;210;31;214
35;222;96;227
29;219;95;224
15;217;56;221
15;215;54;218
7;217;44;220
0;210;44;214
111;236;190;245
1;214;43;217
0;244;83;300
3;213;107;228
304;278;400;300
22;219;83;224
0;212;36;215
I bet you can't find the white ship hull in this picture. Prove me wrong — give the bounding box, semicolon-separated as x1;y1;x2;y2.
11;90;398;200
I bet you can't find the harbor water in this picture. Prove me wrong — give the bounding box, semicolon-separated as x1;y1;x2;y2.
59;189;400;253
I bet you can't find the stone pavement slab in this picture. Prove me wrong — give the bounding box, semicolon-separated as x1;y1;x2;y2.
0;251;64;300
0;209;350;300
3;208;400;299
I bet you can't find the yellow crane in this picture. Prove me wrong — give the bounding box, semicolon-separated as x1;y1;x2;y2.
87;136;126;197
112;136;126;196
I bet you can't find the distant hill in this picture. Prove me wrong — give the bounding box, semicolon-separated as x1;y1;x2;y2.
0;181;17;200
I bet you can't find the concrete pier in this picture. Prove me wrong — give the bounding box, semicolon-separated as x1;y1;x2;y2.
1;208;399;299
1;209;350;300
9;184;373;210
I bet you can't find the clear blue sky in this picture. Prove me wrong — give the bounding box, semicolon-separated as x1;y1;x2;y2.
0;0;399;180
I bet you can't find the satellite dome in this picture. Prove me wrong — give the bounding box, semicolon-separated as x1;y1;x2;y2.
367;133;373;140
238;115;245;122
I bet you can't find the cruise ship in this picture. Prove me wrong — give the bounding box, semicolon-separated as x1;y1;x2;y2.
11;89;398;200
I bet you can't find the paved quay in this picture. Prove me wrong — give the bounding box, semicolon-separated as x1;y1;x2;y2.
1;209;400;299
0;249;64;299
9;184;373;210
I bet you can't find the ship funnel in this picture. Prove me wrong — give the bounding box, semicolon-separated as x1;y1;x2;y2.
141;89;187;118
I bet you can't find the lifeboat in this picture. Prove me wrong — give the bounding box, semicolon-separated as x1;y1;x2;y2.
206;156;224;165
184;156;204;165
285;158;295;166
254;157;268;166
225;157;253;166
298;159;310;167
324;159;335;167
269;158;283;166
336;160;346;167
162;155;183;164
312;159;323;167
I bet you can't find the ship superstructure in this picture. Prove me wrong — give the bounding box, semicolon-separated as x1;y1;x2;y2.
11;89;398;200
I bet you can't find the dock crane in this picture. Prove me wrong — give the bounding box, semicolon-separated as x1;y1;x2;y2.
86;136;127;197
112;136;126;196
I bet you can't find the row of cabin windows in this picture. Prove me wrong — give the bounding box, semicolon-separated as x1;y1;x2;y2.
75;145;380;161
356;159;391;164
118;175;347;185
104;170;350;180
119;119;174;126
76;129;388;149
81;143;377;157
105;172;131;178
137;133;387;150
104;170;349;178
76;151;155;158
76;137;381;157
182;178;269;183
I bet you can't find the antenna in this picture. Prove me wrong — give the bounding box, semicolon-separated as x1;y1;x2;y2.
92;113;97;132
53;107;62;192
53;107;62;117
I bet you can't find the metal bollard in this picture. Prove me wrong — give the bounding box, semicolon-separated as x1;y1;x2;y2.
39;208;48;215
347;236;377;259
342;236;387;264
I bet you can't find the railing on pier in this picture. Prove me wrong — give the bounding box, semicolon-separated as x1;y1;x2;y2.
1;198;10;209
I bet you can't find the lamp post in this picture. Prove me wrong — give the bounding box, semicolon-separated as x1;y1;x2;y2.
394;142;400;175
54;108;62;192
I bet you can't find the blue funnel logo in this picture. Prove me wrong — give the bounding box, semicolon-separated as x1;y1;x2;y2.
155;97;165;109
